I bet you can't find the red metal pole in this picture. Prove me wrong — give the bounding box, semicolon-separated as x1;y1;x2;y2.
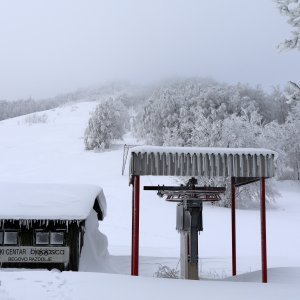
131;176;134;275
131;175;140;276
231;177;237;276
260;177;268;283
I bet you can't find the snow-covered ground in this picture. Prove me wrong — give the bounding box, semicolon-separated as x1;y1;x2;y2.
0;268;299;300
0;102;299;299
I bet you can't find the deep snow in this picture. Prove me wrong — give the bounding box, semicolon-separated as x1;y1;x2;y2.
0;268;299;300
0;182;106;220
0;102;299;299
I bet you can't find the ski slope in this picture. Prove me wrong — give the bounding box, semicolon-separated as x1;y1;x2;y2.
0;102;299;299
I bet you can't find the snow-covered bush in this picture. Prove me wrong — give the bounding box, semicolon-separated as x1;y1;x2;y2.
84;98;129;150
153;264;179;279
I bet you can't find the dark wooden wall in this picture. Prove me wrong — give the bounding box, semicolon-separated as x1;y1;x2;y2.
0;220;85;271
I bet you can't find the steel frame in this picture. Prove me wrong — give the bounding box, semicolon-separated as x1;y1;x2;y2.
131;175;269;283
231;176;268;283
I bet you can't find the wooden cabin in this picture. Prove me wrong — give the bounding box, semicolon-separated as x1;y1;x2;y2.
0;182;106;271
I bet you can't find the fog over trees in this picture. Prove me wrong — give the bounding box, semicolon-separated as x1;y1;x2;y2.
132;78;299;182
124;78;298;207
0;82;138;121
2;77;299;207
0;98;64;121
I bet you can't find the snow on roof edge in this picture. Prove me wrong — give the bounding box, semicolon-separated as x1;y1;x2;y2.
130;145;277;158
0;182;107;221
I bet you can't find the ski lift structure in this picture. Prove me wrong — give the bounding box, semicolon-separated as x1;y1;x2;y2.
129;146;276;283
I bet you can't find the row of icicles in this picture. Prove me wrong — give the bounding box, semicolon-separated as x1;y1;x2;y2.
0;219;82;231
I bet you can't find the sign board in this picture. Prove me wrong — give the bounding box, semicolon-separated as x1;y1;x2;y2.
0;247;69;263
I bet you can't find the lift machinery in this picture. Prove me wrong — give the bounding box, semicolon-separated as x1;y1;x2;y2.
144;177;226;280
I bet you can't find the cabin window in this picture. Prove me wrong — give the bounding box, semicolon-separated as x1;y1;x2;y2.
50;232;64;245
0;231;3;244
4;231;18;245
35;232;49;245
35;230;65;245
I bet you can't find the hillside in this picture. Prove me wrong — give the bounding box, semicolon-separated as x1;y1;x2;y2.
0;102;299;298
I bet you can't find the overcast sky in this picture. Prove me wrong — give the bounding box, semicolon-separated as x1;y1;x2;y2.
0;0;298;100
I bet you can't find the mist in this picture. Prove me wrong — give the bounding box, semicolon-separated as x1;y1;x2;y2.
0;0;298;100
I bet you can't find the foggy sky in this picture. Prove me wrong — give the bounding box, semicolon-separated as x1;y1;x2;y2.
0;0;298;100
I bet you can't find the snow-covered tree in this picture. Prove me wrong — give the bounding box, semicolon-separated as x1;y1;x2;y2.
133;79;282;147
282;101;300;179
132;78;290;208
284;81;300;103
275;0;300;50
220;106;264;148
84;99;128;150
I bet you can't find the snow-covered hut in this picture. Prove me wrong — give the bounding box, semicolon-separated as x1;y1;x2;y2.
0;182;106;271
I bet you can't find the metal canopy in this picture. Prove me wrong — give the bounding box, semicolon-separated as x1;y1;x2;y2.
130;146;276;178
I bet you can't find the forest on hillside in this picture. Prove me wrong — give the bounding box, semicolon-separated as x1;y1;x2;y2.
81;78;299;181
2;78;300;207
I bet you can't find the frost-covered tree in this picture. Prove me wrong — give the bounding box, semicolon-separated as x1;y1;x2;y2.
133;79;283;147
84;99;128;150
134;89;182;145
275;0;300;50
270;86;289;123
220;106;264;148
132;78;290;207
284;81;300;103
282;101;300;179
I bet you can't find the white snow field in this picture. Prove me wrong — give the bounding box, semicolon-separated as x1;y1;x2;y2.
0;101;299;299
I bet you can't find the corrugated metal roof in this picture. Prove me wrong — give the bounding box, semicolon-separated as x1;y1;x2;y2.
130;146;276;177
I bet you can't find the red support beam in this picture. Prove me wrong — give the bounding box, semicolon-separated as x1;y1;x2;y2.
231;177;237;276
260;177;268;283
131;175;140;276
131;177;134;275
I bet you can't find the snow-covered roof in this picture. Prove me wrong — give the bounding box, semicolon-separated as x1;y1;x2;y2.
130;146;276;177
0;182;107;221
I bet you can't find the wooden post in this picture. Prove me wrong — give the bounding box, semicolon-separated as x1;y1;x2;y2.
131;175;140;276
260;177;268;283
231;177;236;276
